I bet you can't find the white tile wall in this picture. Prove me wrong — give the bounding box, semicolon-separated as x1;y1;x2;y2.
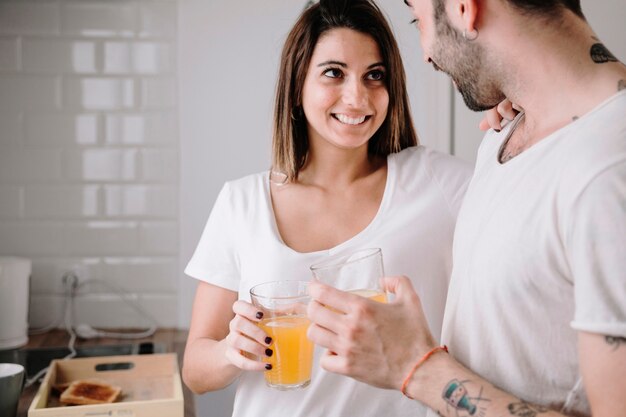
22;39;97;74
0;0;180;328
104;185;178;217
64;77;135;110
141;77;176;108
0;2;60;36
64;221;139;255
62;2;137;38
25;113;99;145
64;149;138;181
0;149;63;182
24;185;99;218
104;41;174;74
141;149;178;182
139;2;177;39
0;75;60;110
0;111;23;145
0;222;66;256
139;221;178;254
0;185;22;219
0;37;19;71
105;112;177;145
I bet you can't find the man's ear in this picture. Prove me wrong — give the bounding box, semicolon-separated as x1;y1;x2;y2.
455;0;479;34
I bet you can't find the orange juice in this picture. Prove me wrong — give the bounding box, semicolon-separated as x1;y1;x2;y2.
349;289;387;303
259;315;313;389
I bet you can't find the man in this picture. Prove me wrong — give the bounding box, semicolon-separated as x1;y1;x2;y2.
306;1;626;416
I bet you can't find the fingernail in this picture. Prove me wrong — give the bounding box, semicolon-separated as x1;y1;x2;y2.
265;363;272;370
494;128;501;133
256;311;263;319
265;336;272;345
265;348;273;357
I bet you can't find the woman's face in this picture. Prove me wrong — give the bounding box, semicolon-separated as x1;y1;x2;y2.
301;28;389;152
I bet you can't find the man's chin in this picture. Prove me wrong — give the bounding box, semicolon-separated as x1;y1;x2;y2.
459;89;503;112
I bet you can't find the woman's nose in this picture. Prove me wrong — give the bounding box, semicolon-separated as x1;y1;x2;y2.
342;78;367;107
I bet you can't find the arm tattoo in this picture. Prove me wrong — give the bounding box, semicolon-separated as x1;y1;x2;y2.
619;80;626;91
605;335;626;351
442;379;491;416
508;401;548;417
590;43;618;64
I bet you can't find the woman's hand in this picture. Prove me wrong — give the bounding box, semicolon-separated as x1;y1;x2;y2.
479;98;522;131
224;300;273;371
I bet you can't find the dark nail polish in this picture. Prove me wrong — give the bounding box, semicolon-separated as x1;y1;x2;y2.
265;363;272;370
494;128;501;133
256;311;263;319
265;336;272;345
265;348;273;357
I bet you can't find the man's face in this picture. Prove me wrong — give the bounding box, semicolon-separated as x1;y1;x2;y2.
405;0;505;111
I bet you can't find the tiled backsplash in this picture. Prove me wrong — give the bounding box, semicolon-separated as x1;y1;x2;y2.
0;0;179;328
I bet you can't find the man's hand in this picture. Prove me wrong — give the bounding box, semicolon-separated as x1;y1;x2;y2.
307;276;437;390
479;99;521;131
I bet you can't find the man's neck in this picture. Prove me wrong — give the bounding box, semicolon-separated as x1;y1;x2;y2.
493;10;626;158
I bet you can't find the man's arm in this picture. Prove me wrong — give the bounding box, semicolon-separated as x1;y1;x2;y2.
306;277;626;416
578;332;626;416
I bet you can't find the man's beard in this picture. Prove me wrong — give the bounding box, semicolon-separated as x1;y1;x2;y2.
430;0;505;111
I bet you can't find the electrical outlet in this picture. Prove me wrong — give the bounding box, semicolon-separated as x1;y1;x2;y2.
62;271;78;292
62;263;92;292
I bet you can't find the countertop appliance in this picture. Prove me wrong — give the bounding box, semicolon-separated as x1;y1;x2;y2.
0;257;31;350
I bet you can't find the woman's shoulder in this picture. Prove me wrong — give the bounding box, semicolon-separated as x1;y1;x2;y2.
391;145;473;178
216;170;269;209
224;170;268;190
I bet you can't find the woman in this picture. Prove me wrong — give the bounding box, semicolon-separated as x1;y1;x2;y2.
183;1;473;416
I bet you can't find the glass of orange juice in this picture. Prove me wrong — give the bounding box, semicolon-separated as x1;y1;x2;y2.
249;280;313;390
309;247;387;304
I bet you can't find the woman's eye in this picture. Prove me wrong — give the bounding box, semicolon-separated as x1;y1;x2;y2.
323;68;343;78
367;70;385;81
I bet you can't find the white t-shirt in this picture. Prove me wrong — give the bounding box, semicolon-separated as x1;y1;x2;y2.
186;146;472;417
435;91;626;416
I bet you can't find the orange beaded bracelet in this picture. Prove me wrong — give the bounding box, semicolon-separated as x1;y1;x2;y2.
401;345;448;399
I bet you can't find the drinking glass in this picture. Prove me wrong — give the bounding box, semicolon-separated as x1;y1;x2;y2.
249;280;313;390
309;247;387;303
0;363;25;417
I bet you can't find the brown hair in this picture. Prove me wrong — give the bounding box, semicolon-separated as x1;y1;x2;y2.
432;0;584;19
504;0;584;18
272;0;418;181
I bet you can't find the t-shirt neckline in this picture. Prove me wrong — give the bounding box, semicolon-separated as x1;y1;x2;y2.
264;154;395;256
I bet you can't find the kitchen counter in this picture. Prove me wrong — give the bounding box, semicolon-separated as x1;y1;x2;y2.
15;329;195;417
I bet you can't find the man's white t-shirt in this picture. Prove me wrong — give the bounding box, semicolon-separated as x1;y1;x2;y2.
186;146;472;417
434;91;626;416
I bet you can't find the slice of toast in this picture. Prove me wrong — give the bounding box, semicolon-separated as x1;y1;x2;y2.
59;379;122;405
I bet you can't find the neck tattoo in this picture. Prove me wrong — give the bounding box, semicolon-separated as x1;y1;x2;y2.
590;43;618;64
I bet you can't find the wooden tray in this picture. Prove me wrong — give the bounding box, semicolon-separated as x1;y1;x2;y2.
28;353;183;417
